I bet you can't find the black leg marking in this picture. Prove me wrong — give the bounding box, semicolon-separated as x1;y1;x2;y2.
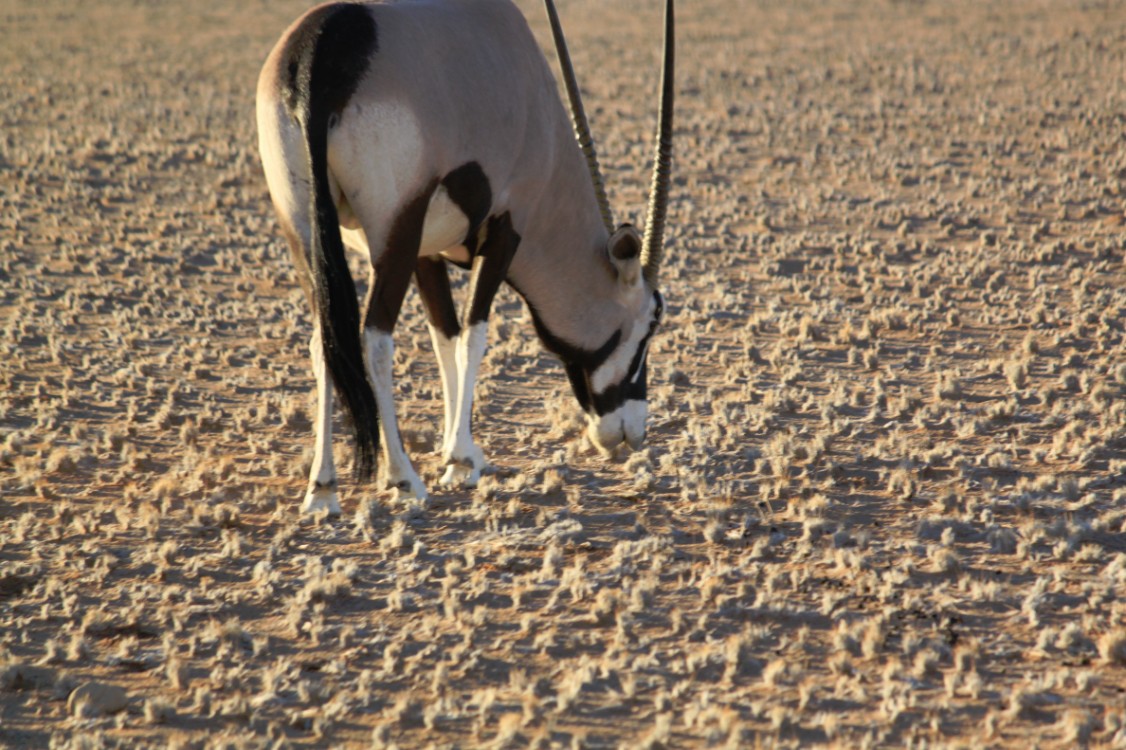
415;257;461;340
441;162;492;256
365;180;439;333
466;213;521;326
362;181;437;464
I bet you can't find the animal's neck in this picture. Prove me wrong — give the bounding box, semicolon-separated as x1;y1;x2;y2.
506;213;623;361
503;89;626;360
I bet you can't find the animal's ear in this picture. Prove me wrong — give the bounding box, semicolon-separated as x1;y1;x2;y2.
607;224;642;286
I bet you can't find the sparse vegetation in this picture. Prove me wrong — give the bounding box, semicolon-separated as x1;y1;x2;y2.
1;0;1124;747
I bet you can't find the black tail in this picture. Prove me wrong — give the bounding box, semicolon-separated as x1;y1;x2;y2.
286;5;381;480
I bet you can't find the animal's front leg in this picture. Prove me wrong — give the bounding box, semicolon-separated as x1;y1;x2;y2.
440;213;521;488
439;322;488;487
415;257;461;456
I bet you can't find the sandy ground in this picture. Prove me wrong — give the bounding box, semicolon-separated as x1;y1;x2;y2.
2;0;1125;747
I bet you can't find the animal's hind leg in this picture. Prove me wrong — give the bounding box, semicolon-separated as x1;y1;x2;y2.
416;257;461;455
303;322;341;515
440;212;521;488
280;223;340;514
360;192;433;503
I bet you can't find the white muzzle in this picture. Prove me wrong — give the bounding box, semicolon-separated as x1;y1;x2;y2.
588;400;647;453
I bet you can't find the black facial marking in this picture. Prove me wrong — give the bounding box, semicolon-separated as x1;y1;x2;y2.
586;290;662;416
564;362;593;413
415;257;461;340
530;310;622;415
441;162;492;256
504;282;661;417
589;353;647;415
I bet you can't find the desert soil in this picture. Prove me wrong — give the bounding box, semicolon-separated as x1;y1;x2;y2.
1;0;1125;747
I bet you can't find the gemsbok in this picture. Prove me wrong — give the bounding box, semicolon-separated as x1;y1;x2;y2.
256;0;675;513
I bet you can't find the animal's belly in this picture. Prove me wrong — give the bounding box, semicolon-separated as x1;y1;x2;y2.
419;184;470;257
336;176;474;266
418;183;476;265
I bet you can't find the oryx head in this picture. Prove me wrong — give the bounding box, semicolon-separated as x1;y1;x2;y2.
543;0;674;453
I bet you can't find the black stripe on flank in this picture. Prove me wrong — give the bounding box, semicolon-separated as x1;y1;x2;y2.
442;162;492;257
466;213;521;326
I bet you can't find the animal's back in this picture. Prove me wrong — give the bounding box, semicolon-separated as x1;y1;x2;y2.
258;0;571;257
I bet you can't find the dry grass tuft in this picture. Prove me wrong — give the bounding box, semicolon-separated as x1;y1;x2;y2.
1;0;1124;746
1099;630;1126;666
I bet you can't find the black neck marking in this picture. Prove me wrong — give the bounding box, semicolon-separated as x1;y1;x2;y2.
505;277;621;371
531;310;621;416
466;213;521;326
530;306;621;372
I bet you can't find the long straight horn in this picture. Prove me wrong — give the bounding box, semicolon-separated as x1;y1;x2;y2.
542;0;614;235
641;0;675;287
